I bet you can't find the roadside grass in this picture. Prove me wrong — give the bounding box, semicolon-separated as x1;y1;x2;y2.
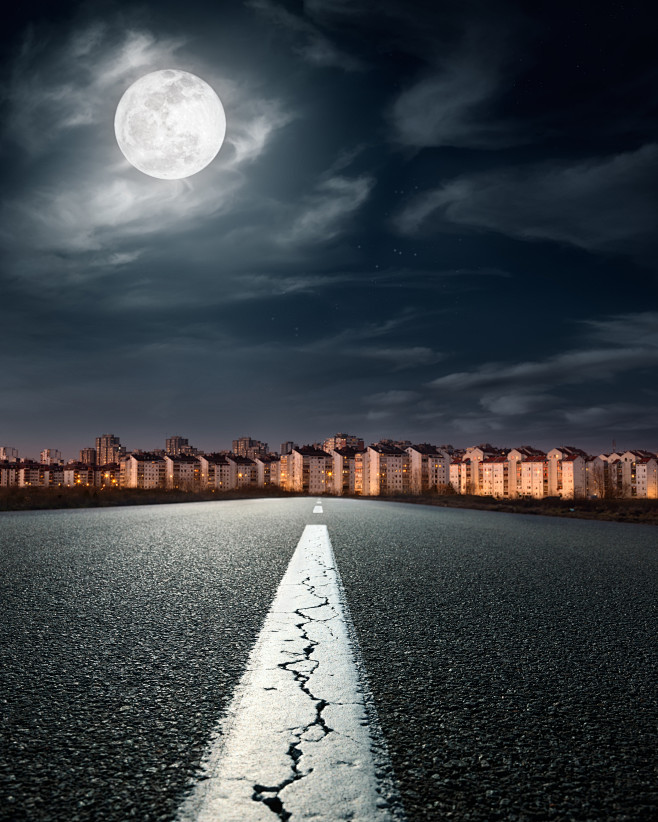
1;486;656;524
374;493;658;525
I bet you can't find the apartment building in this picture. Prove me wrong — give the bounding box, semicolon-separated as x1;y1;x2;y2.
547;447;588;498
360;444;410;496
165;436;190;455
228;455;258;489
287;447;332;494
0;463;17;486
330;447;359;495
406;444;450;494
517;456;548;498
79;447;97;464
40;449;62;465
96;434;124;465
323;433;364;453
449;459;462;493
634;456;658;498
255;454;280;488
232;437;268;460
479;456;508;497
164;455;200;490
63;463;97;487
16;462;49;487
199;454;232;490
121;454;166;489
455;445;504;494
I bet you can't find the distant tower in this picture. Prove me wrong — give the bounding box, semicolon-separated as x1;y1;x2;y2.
96;434;124;465
80;447;97;464
166;436;189;455
323;433;365;452
40;449;62;465
233;437;268;459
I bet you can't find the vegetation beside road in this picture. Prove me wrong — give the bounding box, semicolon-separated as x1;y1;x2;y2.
0;486;302;511
377;492;658;525
1;486;656;524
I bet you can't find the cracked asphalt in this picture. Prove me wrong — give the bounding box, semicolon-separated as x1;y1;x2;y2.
1;497;656;821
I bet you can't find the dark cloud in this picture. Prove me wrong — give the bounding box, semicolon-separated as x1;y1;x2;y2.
396;144;658;260
247;0;365;71
389;16;525;149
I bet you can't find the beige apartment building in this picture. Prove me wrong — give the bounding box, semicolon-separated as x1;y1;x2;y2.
405;444;450;494
63;464;96;487
228;455;258;489
286;447;332;494
0;463;17;486
121;454;166;489
323;433;364;453
547;447;588;498
96;434;124;465
479;456;508;498
518;456;548;498
255;455;279;488
452;445;504;494
164;455;200;490
634;456;658;498
20;463;49;486
329;447;358;495
359;444;410;496
198;454;232;490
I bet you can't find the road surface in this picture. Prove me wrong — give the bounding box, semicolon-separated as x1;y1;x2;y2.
1;497;656;820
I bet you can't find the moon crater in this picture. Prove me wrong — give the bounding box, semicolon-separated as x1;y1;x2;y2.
114;69;226;180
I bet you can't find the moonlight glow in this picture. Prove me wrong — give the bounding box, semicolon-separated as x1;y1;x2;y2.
114;69;226;180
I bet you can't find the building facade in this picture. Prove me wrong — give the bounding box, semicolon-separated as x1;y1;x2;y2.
96;434;125;465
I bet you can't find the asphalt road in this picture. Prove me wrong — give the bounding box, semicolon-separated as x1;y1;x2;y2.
1;497;656;821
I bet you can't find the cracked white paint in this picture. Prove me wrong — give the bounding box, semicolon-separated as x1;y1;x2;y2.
176;524;399;822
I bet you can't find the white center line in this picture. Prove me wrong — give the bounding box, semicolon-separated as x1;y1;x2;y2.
312;505;323;513
176;525;403;822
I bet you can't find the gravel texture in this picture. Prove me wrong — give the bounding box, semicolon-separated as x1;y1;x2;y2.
327;499;658;822
0;499;312;821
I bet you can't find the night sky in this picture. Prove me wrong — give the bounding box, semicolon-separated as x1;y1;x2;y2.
2;0;656;459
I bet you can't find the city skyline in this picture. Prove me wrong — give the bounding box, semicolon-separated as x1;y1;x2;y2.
1;1;656;455
1;428;655;466
2;436;656;500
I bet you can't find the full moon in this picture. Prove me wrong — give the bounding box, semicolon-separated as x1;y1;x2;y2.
114;69;226;180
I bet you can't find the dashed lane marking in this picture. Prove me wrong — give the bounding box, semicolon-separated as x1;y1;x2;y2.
176;524;403;822
313;505;323;513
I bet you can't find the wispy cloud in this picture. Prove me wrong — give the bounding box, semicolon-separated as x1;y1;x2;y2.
428;346;658;392
391;58;516;149
424;311;658;444
6;27;185;153
389;13;523;150
396;144;658;258
583;311;658;347
282;174;373;244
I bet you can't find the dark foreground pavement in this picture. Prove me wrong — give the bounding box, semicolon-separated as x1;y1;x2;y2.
1;497;656;821
327;498;657;822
